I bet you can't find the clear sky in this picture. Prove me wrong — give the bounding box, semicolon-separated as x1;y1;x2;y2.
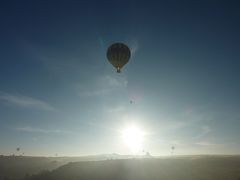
0;1;240;156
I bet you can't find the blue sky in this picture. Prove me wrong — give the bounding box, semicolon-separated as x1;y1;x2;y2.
0;1;240;156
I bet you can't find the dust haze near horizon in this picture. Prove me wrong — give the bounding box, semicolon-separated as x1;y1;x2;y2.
0;1;240;156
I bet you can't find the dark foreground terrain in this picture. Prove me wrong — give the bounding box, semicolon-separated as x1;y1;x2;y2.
0;154;130;180
1;155;240;180
24;156;240;180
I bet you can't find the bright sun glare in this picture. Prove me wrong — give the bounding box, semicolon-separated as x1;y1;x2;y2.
121;125;144;154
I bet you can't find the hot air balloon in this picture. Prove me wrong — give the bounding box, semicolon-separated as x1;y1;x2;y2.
16;147;20;152
107;43;131;73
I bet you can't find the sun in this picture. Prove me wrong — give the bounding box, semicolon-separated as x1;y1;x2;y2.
121;125;144;154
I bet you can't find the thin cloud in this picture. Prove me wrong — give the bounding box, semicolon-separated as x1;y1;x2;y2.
106;105;125;113
193;126;211;139
87;121;118;133
100;75;128;88
195;141;220;146
77;75;128;97
160;118;198;132
98;36;105;50
0;92;55;111
129;40;139;57
78;89;110;97
15;126;74;134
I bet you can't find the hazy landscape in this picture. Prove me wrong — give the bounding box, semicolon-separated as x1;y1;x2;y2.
1;155;240;180
0;154;129;180
1;1;240;180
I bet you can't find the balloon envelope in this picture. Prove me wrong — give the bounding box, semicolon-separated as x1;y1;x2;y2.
107;43;131;73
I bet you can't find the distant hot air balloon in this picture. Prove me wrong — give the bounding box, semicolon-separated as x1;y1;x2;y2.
107;43;131;73
171;146;175;155
16;147;20;152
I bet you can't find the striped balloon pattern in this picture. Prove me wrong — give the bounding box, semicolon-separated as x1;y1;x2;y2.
107;43;131;73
